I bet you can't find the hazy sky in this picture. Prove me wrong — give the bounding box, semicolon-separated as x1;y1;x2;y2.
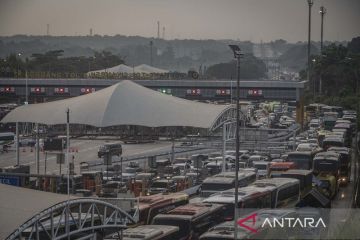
0;0;359;42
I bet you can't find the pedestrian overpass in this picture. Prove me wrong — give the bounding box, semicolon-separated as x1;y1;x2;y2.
0;183;137;240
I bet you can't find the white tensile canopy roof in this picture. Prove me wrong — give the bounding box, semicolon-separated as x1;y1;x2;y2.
1;80;233;129
88;64;133;74
88;64;168;74
133;64;168;74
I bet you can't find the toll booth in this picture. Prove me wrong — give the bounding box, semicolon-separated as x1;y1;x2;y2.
129;179;145;197
81;171;102;194
172;175;192;191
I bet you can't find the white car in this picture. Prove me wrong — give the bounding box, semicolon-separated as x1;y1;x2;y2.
296;143;317;152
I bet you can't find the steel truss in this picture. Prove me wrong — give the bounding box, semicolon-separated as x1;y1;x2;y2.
211;106;245;131
7;198;136;240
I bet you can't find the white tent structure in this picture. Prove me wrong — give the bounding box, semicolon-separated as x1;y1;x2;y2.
88;64;133;74
87;64;168;75
133;64;168;74
1;80;234;130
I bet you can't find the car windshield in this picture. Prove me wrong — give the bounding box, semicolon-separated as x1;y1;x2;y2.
202;182;233;191
254;164;267;170
151;181;168;188
314;160;338;172
125;168;136;173
320;180;330;189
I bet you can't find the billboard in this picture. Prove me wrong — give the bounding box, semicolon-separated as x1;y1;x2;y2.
0;175;20;186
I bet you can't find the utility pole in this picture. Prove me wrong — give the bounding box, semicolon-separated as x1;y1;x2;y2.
307;0;314;95
229;45;243;240
157;21;160;39
149;41;153;66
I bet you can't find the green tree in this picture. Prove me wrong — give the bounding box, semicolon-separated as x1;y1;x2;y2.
205;55;266;79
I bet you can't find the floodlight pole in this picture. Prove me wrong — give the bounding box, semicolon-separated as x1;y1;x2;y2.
25;70;28;105
307;0;314;96
229;45;242;240
319;6;326;95
66;108;70;197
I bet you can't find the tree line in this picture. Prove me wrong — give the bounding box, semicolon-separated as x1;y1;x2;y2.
0;50;124;77
301;36;360;111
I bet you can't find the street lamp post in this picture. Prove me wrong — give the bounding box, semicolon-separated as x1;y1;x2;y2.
66;108;70;197
307;0;314;95
25;58;28;105
229;44;242;240
17;53;21;79
319;6;326;95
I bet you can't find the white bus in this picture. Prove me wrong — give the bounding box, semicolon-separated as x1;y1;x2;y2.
202;185;273;220
250;178;300;208
200;171;256;197
118;225;179;240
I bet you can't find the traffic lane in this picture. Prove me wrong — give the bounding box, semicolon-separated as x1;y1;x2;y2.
59;141;175;174
87;147;216;172
326;136;358;238
0;140;173;175
46;141;174;174
0;139;101;166
326;175;354;238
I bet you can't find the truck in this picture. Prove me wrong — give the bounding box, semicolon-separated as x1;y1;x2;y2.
323;112;338;130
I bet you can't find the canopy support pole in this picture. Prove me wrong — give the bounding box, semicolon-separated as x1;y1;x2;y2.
35;123;40;174
222;125;226;173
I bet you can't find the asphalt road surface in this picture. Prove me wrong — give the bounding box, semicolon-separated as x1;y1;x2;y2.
0;140;175;174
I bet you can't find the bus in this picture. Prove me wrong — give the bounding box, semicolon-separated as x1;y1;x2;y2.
322;137;345;150
287;150;321;170
323;112;338;130
199;209;298;240
313;152;341;179
313;151;341;198
0;132;15;149
327;147;351;185
317;130;331;148
202;186;273;220
152;203;225;240
269;162;296;174
133;192;189;225
271;169;313;198
305;103;325;119
118;225;179;240
98;143;122;158
200;171;256;197
251;178;300;208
